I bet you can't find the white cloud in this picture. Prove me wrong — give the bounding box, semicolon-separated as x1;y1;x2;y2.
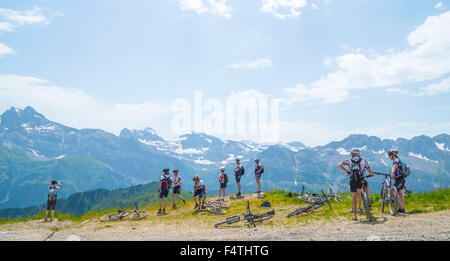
0;21;14;33
179;0;232;18
261;0;307;20
284;11;450;104
0;75;167;135
0;6;62;27
418;77;450;96
0;43;15;57
226;57;273;69
434;2;444;9
311;3;319;10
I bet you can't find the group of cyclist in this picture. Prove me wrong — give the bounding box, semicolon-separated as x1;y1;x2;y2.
337;148;407;221
156;157;264;215
44;148;407;221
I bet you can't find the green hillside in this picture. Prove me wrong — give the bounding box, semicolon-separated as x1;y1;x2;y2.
0;145;131;209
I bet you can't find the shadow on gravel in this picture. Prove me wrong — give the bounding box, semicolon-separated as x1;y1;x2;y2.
359;216;387;225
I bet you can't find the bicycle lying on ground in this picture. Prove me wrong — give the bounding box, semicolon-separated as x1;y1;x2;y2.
214;201;275;228
100;202;149;222
327;185;351;202
298;185;321;204
287;191;332;218
196;198;229;215
374;172;407;216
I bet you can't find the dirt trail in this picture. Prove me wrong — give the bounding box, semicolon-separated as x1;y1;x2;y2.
0;210;448;241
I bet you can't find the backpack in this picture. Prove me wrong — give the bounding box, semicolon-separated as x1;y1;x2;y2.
223;173;228;184
261;200;271;207
161;176;172;191
240;166;245;176
398;159;411;177
48;185;57;201
350;158;362;179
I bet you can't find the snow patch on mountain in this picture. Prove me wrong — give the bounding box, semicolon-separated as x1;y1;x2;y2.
435;142;449;152
194;158;215;165
54;155;65;160
408;152;439;163
336;148;349;155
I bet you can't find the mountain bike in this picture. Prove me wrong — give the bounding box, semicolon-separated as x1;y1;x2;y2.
374;172;400;216
214;201;275;228
287;190;332;218
100;202;149;222
327;185;351;202
196;197;229;215
298;185;321;203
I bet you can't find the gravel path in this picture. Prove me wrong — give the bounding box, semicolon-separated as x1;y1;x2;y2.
0;210;448;241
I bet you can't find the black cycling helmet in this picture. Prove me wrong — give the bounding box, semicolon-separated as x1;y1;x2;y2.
193;175;199;181
163;168;169;173
387;150;399;156
351;148;360;157
173;169;179;173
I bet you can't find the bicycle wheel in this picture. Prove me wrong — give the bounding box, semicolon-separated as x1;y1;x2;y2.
207;206;226;215
362;191;372;221
100;213;121;222
211;202;229;209
381;186;387;213
129;210;149;220
389;186;398;215
214;215;241;228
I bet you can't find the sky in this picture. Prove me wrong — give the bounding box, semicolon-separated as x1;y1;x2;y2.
0;0;449;146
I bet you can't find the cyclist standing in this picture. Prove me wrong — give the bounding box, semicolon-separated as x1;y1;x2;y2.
337;148;373;220
234;158;243;197
218;167;228;201
171;169;186;210
388;150;406;213
45;180;62;222
157;168;172;215
254;158;264;194
192;175;206;209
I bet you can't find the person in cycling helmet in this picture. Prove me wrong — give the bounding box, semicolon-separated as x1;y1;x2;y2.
157;168;172;215
254;157;264;194
171;169;186;210
388;150;406;213
234;158;243;196
218;167;228;201
337;148;373;221
192;175;206;209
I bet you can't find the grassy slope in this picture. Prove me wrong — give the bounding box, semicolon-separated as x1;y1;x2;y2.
1;189;448;227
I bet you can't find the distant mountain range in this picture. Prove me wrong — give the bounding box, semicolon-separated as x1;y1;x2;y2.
0;106;449;210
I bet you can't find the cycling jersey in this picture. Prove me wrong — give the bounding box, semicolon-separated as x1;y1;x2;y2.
173;175;182;187
194;179;206;192
235;164;242;176
393;158;404;177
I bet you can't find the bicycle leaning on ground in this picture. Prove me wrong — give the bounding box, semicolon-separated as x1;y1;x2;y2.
214;201;275;228
100;202;149;222
287;190;332;218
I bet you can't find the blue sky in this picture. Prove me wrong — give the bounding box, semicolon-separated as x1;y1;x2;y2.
0;0;449;146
